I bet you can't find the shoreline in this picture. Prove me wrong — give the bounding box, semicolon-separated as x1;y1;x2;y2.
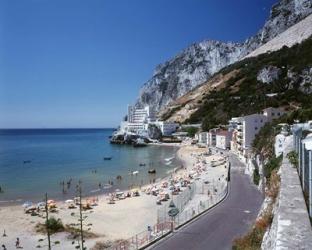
0;143;228;249
0;143;182;208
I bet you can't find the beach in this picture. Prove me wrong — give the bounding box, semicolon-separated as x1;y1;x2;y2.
0;143;228;249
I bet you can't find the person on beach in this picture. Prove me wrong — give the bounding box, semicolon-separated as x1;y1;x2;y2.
15;237;21;248
2;229;7;237
2;244;7;250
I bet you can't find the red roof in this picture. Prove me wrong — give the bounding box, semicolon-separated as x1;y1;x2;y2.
216;130;228;136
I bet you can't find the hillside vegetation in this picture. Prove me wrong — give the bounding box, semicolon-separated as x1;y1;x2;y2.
164;36;312;131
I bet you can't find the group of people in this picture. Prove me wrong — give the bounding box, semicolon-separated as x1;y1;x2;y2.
2;230;21;249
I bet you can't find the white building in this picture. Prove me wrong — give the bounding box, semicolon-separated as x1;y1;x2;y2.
229;107;286;159
198;132;209;145
119;105;178;136
151;121;179;136
216;130;231;150
230;114;268;158
263;107;285;122
207;128;220;147
127;105;156;124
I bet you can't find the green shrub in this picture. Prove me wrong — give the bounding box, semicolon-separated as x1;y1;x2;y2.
46;217;64;234
264;155;282;179
253;167;260;185
181;127;198;137
287;151;298;168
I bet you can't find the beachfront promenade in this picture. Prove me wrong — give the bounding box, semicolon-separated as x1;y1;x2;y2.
149;153;263;250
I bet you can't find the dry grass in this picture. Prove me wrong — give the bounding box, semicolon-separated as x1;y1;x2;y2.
91;239;130;250
266;170;280;202
232;206;273;250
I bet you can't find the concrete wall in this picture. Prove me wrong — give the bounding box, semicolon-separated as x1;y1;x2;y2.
261;136;312;249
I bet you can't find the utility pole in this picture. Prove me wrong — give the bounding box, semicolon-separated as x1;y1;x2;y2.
45;193;51;250
78;186;84;250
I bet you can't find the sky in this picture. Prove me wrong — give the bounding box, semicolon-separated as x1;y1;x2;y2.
0;0;278;128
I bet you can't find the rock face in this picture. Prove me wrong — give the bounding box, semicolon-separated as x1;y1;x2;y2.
136;0;312;111
288;67;312;93
257;66;282;84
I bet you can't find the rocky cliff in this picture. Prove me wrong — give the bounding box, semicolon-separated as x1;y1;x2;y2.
136;0;312;111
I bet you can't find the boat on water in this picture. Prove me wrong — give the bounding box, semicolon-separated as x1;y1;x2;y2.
139;163;146;167
148;169;156;174
103;157;112;160
131;171;139;175
23;160;31;164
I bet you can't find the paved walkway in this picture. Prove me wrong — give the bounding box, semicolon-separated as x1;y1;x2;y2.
150;153;263;250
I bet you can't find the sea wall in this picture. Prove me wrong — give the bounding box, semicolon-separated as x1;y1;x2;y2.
261;136;312;249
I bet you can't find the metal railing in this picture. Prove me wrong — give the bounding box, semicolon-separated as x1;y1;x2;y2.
109;179;228;250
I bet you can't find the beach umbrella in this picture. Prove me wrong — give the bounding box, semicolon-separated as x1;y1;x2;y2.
37;202;45;207
22;201;32;208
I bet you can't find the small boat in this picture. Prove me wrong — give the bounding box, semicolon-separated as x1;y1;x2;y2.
139;163;146;167
131;171;139;175
23;160;31;164
148;169;156;174
103;157;112;160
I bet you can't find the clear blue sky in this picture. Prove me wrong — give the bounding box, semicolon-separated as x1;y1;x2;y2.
0;0;277;128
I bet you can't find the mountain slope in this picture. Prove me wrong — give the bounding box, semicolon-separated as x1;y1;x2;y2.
162;36;312;130
246;13;312;58
135;0;312;111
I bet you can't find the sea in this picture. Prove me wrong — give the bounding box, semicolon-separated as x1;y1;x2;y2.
0;129;179;205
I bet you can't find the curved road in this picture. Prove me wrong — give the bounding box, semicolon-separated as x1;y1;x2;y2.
150;154;263;250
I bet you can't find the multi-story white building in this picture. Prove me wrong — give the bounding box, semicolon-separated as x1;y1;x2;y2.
230;114;268;158
119;105;178;137
198;132;209;145
229;107;286;159
216;130;231;150
263;107;285;122
207;128;220;147
127;105;156;124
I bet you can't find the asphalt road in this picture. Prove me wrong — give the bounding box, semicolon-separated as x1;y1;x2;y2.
150;154;263;250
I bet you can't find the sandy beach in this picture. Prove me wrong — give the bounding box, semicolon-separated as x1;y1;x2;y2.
0;143;228;249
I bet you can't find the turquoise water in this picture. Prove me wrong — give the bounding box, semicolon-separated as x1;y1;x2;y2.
0;129;179;204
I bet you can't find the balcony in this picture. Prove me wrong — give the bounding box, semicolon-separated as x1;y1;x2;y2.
237;131;243;137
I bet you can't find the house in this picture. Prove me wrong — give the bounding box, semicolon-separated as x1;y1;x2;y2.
216;130;231;150
198;132;209;145
207;128;220;147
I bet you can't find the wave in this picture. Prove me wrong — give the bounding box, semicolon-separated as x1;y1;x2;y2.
90;189;101;193
165;161;172;166
165;156;174;162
